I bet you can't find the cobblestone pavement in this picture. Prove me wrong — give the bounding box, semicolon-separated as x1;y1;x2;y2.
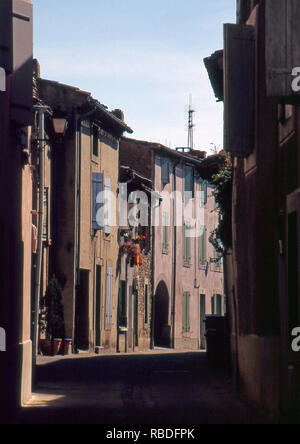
14;350;269;424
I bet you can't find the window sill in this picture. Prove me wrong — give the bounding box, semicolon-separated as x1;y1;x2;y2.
162;249;169;255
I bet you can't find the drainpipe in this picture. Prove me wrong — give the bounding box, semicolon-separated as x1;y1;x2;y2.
32;105;50;367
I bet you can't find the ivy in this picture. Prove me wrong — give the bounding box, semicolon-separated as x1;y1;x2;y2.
209;156;233;257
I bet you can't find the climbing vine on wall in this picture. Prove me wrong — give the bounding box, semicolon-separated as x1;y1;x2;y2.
209;156;233;256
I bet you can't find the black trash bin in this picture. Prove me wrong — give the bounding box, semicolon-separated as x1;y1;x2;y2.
205;315;226;368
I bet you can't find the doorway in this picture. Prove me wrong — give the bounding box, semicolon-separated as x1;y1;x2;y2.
95;266;101;347
154;281;170;347
200;294;206;350
75;269;90;350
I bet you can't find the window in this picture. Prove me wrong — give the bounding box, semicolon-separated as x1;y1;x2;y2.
93;126;99;157
161;157;170;185
105;266;113;326
183;292;190;333
199;226;207;266
214;246;222;271
92;173;103;231
184;165;194;198
200;180;208;207
104;177;111;235
183;222;191;265
163;212;169;251
211;294;225;316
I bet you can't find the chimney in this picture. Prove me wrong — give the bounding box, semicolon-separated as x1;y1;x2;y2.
33;59;40;78
112;109;124;121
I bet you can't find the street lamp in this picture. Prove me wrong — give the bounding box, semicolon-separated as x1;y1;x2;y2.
52;118;68;135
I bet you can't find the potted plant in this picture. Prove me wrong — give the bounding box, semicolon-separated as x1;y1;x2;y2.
39;275;66;356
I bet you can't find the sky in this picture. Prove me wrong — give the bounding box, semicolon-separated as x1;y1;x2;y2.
33;0;236;153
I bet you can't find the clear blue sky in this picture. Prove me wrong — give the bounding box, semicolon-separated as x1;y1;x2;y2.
33;0;236;152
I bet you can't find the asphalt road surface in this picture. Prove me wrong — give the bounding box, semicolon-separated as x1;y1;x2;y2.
13;350;268;424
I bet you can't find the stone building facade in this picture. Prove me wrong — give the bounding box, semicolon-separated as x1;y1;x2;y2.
36;75;132;354
120;137;225;351
117;167;153;353
0;0;34;419
205;0;300;420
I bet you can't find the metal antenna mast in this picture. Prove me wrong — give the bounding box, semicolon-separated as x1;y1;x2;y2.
187;94;195;150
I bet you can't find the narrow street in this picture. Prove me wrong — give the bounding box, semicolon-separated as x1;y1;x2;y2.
14;351;268;425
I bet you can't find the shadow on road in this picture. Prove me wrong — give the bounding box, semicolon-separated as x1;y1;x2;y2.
13;351;268;424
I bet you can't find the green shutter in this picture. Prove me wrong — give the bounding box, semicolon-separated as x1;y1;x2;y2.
184;224;190;263
161;157;170;184
184;166;194;198
163;212;169;250
183;292;190;332
199;226;207;265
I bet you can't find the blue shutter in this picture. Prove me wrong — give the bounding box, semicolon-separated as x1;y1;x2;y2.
106;266;113;325
104;177;111;234
92;173;103;230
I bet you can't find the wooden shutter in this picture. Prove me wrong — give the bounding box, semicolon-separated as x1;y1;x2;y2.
200;180;208;207
163;212;169;250
184;166;194;196
199;226;207;266
183;292;190;333
105;266;113;325
92;173;103;230
104;177;111;234
183;222;191;264
161;157;170;185
224;23;255;157
12;0;33;125
0;0;33;125
266;0;300;98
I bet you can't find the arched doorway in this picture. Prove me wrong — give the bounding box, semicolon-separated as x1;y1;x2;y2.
154;281;170;347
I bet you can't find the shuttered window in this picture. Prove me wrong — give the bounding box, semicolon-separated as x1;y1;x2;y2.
266;0;300;98
200;180;208;207
183;292;190;333
104;177;111;235
183;222;191;264
161;157;170;185
212;294;225;316
92;126;99;157
106;266;113;325
183;222;191;265
184;165;194;198
224;23;255;157
0;0;33;125
199;226;207;266
163;212;169;250
92;173;103;230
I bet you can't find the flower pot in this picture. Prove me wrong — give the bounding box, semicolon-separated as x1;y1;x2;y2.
60;339;72;355
39;339;52;356
52;339;62;356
